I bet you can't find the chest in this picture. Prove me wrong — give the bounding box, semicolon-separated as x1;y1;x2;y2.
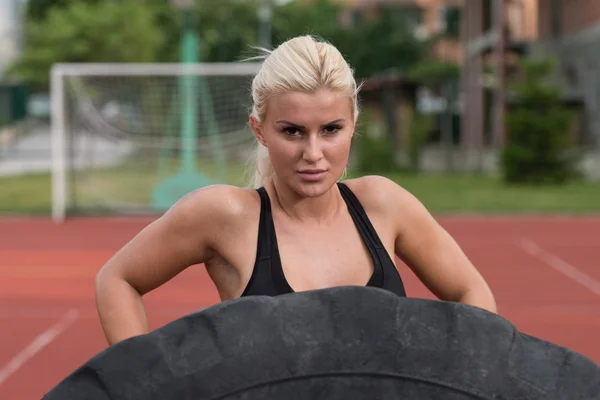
206;200;396;299
271;215;386;292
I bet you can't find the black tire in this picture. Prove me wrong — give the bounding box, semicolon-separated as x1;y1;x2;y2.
44;286;600;400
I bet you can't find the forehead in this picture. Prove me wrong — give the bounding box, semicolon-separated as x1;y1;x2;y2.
266;89;352;123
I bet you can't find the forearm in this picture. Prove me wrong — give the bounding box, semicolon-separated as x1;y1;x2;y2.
458;286;497;314
95;276;150;345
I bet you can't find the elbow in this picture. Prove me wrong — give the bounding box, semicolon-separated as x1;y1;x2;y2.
458;283;497;314
93;267;148;345
94;266;145;308
94;266;131;306
94;266;113;294
94;267;112;307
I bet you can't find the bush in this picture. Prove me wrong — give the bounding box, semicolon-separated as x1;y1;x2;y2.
353;111;397;174
407;112;433;173
500;59;580;184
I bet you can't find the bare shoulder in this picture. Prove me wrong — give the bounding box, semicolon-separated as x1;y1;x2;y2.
149;183;261;258
96;184;262;298
341;175;424;216
164;184;260;228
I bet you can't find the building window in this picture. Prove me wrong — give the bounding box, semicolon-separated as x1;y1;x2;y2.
444;7;461;38
563;64;579;88
586;68;597;112
483;0;493;32
390;5;422;32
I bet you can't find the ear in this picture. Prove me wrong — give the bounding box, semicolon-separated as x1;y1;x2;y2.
249;115;267;147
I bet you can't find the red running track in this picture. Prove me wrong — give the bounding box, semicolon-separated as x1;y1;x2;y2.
0;215;599;399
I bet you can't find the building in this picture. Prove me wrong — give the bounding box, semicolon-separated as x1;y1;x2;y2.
328;0;542;170
535;0;600;147
333;0;465;62
459;0;540;172
465;0;600;151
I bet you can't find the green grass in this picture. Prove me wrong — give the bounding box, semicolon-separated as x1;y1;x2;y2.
382;172;600;214
0;172;52;214
1;168;600;215
0;159;251;215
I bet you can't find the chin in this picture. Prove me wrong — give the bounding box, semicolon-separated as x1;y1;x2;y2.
292;176;338;198
296;185;328;198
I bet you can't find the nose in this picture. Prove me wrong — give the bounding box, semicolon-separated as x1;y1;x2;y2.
302;135;324;163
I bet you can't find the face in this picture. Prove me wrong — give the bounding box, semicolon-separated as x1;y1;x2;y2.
251;89;355;198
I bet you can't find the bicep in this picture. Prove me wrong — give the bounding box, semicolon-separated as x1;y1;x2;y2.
98;190;219;296
393;193;487;302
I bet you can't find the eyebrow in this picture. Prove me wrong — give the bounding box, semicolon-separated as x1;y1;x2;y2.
275;118;345;129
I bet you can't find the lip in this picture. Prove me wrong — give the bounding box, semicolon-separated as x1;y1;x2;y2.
297;169;327;181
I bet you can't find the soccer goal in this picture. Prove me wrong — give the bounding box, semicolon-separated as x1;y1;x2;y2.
50;62;263;222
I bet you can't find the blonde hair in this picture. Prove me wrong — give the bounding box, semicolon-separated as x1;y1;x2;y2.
248;35;360;188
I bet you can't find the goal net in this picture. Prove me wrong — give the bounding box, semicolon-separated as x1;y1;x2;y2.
50;62;263;222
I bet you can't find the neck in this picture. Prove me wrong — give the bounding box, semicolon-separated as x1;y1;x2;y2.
268;177;343;224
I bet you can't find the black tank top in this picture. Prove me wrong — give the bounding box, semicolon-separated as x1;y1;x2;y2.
240;182;406;298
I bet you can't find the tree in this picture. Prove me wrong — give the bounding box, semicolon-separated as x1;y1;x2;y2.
11;0;435;91
196;0;260;62
500;59;580;184
8;0;163;89
271;0;343;48
347;5;431;79
25;0;101;21
272;1;430;79
147;0;261;63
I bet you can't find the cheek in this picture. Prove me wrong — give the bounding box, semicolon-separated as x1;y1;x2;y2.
268;137;300;165
324;135;352;162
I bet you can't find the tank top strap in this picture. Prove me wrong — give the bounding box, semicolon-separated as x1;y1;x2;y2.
254;187;294;295
255;187;272;261
337;182;386;250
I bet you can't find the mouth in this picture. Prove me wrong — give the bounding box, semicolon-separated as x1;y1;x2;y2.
297;169;327;182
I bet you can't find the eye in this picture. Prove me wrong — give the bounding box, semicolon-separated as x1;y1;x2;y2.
323;125;342;134
283;127;302;136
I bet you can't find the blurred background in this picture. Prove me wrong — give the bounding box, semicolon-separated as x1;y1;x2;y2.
0;0;599;216
1;3;600;397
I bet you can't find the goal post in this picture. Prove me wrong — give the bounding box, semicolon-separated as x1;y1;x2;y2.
50;62;263;223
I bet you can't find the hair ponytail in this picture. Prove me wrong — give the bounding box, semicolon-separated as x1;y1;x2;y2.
249;142;273;189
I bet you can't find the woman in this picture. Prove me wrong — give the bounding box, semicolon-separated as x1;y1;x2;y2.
95;35;496;345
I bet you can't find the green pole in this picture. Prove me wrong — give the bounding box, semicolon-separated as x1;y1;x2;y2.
180;9;198;173
179;2;227;180
152;0;229;211
152;0;212;212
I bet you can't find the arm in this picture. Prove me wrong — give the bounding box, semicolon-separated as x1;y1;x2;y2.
94;185;234;345
372;177;497;313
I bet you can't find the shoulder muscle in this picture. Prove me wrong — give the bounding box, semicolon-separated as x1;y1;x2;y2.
343;175;421;216
98;184;256;295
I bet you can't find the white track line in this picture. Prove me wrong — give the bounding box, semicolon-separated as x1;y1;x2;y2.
518;238;600;296
0;308;79;386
